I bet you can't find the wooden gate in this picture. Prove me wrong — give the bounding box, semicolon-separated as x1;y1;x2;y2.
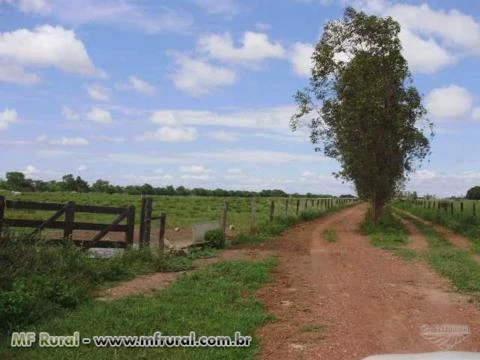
0;196;134;248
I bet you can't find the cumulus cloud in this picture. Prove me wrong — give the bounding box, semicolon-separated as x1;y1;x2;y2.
0;108;18;130
22;164;39;176
136;126;198;142
198;31;285;67
86;107;112;124
190;0;237;16
50;136;89;145
0;25;100;84
180;165;211;174
86;84;110;101
289;42;314;77
1;0;52;14
426;85;474;119
169;54;236;96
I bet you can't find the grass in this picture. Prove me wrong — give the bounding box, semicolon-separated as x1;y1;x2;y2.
0;258;278;360
323;229;337;243
395;200;480;254
0;190;350;234
232;206;354;246
399;217;480;293
361;208;416;260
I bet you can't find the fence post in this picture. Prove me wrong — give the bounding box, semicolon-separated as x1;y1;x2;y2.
450;202;454;215
460;202;464;213
473;202;477;217
249;197;257;234
64;201;75;239
139;197;147;245
222;201;229;235
285;199;289;216
269;200;275;222
158;213;166;251
304;199;308;209
144;198;153;247
0;195;5;237
296;199;300;215
125;205;135;246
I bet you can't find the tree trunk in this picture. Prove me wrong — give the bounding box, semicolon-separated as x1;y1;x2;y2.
373;197;385;225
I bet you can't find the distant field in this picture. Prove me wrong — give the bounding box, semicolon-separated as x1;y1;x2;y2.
0;190;341;237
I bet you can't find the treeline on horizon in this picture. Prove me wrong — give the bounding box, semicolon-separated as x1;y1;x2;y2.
0;171;354;198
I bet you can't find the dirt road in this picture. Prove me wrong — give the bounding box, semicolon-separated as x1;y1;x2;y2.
256;204;480;359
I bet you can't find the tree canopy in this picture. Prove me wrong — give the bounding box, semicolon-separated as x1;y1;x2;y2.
466;186;480;200
291;7;433;222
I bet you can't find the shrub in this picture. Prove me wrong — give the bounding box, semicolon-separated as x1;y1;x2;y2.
204;229;226;249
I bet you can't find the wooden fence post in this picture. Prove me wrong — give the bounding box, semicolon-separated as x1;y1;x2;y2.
269;200;275;222
64;201;75;239
0;195;5;237
222;201;229;235
250;197;257;233
125;205;135;246
159;213;166;251
296;199;300;215
450;202;454;215
139;197;147;245
460;202;464;213
285;199;289;216
304;199;308;209
473;202;477;217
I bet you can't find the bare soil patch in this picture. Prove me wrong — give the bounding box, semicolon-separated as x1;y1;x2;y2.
256;204;480;359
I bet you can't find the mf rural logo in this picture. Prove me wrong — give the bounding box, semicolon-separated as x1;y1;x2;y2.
419;324;471;350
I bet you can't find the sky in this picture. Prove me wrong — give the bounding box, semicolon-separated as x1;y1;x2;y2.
0;0;479;197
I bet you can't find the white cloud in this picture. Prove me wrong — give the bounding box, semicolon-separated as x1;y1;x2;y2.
0;108;18;130
87;107;112;124
62;106;79;120
150;106;295;129
0;61;40;84
180;165;211;174
426;85;474;119
208;130;238;142
407;169;480;197
94;135;125;143
0;25;100;83
198;31;285;67
22;165;38;176
2;0;192;34
86;84;110;101
136;126;198;142
290;42;314;77
127;75;156;96
194;149;321;164
77;165;88;171
50;136;89;145
398;28;456;74
191;0;237;16
473;108;480;121
169;54;236;96
1;0;52;14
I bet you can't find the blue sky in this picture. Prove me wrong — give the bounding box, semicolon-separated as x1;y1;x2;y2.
0;0;479;196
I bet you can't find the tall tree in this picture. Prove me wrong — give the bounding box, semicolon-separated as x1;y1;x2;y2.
291;7;432;223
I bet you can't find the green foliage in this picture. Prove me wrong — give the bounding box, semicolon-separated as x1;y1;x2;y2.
323;229;337;243
362;208;415;260
466;186;480;200
0;234;193;334
0;258;278;360
291;7;432;223
204;228;226;249
395;200;480;254
404;218;480;293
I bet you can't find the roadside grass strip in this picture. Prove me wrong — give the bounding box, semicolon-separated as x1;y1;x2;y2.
362;208;417;261
0;258;277;360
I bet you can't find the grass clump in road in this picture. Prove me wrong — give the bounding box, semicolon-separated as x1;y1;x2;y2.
361;208;416;260
323;229;337;243
406;219;480;293
0;258;278;360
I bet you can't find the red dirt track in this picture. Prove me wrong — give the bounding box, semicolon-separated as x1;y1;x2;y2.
256;204;480;359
